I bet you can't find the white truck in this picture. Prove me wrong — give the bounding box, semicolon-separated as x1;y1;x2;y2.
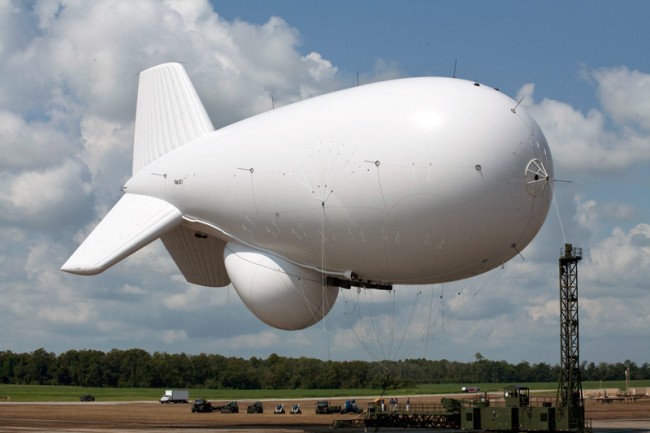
159;389;189;403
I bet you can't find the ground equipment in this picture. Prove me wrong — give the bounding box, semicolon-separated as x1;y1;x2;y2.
247;401;263;413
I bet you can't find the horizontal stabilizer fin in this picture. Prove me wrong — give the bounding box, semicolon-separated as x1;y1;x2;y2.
61;194;182;275
161;225;231;287
132;63;214;175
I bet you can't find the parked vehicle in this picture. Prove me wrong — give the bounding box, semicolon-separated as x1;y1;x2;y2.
274;404;285;414
315;400;341;414
191;399;213;413
160;389;189;403
219;401;239;413
247;401;263;413
79;394;95;402
461;386;481;393
290;404;302;414
341;399;362;414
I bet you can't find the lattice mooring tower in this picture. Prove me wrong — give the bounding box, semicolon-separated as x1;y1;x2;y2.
557;243;585;429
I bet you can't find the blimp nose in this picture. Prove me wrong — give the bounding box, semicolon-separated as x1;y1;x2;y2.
524;158;551;197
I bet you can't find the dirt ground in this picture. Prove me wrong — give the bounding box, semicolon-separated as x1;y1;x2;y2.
0;394;649;432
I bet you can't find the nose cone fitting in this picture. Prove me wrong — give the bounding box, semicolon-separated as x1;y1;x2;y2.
525;158;551;197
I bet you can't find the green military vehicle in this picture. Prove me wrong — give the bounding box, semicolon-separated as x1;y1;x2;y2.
315;400;342;414
247;401;263;413
219;401;239;413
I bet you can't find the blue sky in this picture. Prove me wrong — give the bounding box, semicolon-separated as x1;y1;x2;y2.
213;1;649;108
1;0;649;367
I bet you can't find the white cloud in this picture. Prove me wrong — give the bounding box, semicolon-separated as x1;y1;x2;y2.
0;159;92;227
519;69;650;172
161;279;232;311
575;194;638;234
38;302;94;325
525;298;557;322
160;329;189;344
575;196;601;233
302;52;337;81
581;295;650;351
0;0;36;62
582;224;650;296
0;110;73;172
117;284;147;296
591;66;650;131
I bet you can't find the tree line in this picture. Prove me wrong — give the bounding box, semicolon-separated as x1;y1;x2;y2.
0;349;647;389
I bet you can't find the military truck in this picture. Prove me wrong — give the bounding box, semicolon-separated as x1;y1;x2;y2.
247;401;263;413
315;400;342;414
191;399;213;413
219;401;239;413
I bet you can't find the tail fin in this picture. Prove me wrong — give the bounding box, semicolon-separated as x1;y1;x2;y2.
61;194;182;275
62;63;212;275
132;63;214;175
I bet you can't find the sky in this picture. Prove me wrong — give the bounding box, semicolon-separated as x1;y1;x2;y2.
1;0;649;367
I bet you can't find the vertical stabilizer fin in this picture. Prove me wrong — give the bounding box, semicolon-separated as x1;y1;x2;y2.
161;225;231;287
132;63;214;175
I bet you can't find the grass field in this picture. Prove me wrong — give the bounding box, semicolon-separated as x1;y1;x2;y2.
1;380;648;402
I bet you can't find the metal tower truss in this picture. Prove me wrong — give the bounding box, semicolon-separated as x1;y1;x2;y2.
557;243;585;430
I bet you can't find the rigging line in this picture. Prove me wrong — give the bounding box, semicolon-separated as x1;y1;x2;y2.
377;167;389;213
244;168;258;213
365;160;389;212
397;296;443;358
345;289;377;360
370;290;391;360
364;290;386;360
322;165;357;203
385;286;425;361
293;278;330;329
319;199;330;363
323;144;345;194
380;373;391;399
409;270;502;358
416;305;448;350
292;156;321;197
417;234;442;358
339;289;360;315
391;288;422;359
440;266;500;324
350;316;381;361
550;181;567;244
387;289;393;360
424;284;436;359
391;289;397;359
352;315;380;361
471;269;514;357
512;192;540;252
347;292;386;362
420;286;450;345
440;285;445;334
